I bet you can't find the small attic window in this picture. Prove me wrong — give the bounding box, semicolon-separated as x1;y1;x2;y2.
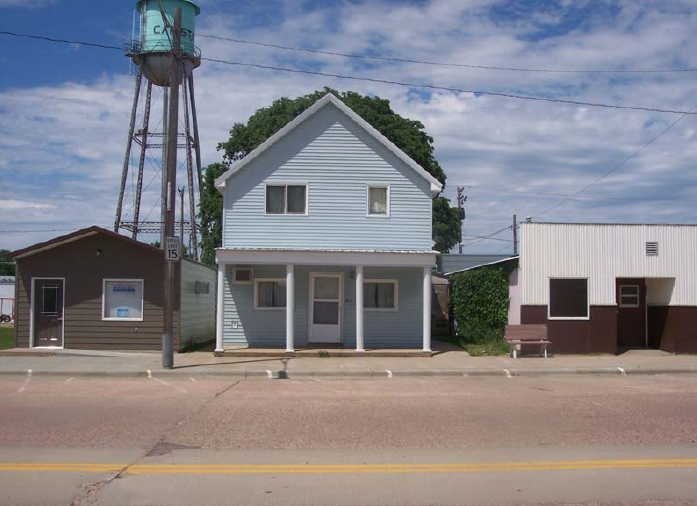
646;242;659;256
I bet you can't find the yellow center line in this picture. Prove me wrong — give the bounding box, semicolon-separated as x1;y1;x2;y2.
0;459;695;475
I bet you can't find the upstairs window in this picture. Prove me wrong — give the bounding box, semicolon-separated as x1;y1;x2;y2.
367;186;389;216
266;184;307;215
549;278;588;319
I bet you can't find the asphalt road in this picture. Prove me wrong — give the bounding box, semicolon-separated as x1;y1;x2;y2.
0;374;696;506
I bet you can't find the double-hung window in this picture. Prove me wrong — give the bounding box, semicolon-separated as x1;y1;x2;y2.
364;279;398;311
367;186;389;216
266;184;307;215
255;279;286;309
549;278;588;319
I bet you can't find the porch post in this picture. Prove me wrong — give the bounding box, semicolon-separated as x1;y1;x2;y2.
422;266;432;352
355;265;364;352
215;263;226;353
286;264;295;352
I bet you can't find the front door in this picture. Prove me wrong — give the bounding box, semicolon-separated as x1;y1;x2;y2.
616;278;646;348
33;278;64;347
309;273;343;343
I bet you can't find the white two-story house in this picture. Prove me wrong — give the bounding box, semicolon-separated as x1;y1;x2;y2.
213;93;442;353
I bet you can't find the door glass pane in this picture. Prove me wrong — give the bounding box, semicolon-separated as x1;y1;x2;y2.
42;286;59;315
620;285;638;296
266;186;285;214
369;187;387;215
314;277;339;299
287;185;306;213
313;301;339;325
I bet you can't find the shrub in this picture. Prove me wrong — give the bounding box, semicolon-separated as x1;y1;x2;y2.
450;264;513;344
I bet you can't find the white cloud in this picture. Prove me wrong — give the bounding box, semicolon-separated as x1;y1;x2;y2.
1;0;696;252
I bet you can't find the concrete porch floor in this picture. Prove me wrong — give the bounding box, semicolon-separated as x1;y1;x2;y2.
214;347;434;358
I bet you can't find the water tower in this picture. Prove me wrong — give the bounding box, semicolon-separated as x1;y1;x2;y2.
114;0;202;261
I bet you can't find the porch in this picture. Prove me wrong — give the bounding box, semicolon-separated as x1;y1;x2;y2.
215;249;437;353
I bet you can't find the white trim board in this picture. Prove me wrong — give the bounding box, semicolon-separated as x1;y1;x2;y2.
215;93;443;197
216;249;437;267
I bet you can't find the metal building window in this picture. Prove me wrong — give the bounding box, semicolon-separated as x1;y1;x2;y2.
646;242;658;256
549;278;589;319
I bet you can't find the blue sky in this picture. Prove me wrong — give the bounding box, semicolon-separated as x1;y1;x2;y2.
1;0;696;252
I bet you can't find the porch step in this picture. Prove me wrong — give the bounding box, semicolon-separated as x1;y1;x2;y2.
214;348;433;358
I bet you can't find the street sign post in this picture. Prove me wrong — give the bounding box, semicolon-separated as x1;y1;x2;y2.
165;236;181;262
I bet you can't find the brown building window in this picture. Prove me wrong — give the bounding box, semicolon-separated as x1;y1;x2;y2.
549;278;588;319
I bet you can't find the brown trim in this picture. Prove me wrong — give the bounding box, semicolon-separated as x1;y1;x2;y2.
521;305;617;354
9;226;163;260
648;306;697;353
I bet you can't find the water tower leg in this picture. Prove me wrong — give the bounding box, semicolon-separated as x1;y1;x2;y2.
132;81;153;240
188;74;203;191
114;68;143;233
182;72;198;261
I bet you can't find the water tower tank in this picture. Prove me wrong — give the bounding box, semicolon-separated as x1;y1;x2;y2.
128;0;201;87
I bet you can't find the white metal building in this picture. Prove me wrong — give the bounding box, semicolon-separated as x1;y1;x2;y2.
520;222;697;353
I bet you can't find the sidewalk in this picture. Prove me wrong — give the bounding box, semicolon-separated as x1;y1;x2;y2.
0;344;695;378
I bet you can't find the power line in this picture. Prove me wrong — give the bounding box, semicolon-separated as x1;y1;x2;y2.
530;104;697;219
462;234;514;243
201;56;697;116
197;34;697;75
455;185;678;202
1;31;695;116
460;225;512;248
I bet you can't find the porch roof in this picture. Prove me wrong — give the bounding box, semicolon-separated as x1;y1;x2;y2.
215;247;438;267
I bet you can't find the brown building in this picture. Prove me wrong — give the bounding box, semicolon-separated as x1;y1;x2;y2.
9;227;216;351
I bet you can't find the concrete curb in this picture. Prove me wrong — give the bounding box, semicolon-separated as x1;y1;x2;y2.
1;367;696;379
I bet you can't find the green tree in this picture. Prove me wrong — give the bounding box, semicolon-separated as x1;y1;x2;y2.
199;88;459;264
0;250;15;276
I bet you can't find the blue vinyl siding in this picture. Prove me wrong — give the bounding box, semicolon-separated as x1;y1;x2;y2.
222;265;423;348
222;104;433;252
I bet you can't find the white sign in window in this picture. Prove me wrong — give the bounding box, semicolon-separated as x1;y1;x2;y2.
103;279;144;320
364;280;398;310
265;184;307;214
368;186;388;216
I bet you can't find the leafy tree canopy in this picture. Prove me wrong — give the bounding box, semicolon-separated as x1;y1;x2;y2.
200;88;459;264
0;250;15;276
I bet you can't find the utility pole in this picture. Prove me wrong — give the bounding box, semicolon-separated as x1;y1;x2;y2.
456;186;466;253
162;7;182;370
513;214;518;256
178;186;185;250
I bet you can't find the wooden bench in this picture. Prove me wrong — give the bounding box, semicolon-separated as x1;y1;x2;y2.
504;324;551;358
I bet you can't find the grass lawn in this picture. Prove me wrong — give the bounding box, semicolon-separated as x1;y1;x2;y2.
0;327;15;350
434;333;509;357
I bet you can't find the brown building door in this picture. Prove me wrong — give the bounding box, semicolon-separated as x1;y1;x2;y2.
616;278;646;348
34;279;64;347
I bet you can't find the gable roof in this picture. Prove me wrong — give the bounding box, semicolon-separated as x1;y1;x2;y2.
9;226;163;260
215;93;444;197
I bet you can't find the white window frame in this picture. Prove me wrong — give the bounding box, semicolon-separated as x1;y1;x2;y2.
366;185;390;218
254;277;287;310
363;278;399;312
264;183;309;216
232;267;253;285
547;277;589;321
102;279;144;322
619;285;640;308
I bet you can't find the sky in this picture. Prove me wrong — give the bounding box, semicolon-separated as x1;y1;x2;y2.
1;0;696;253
